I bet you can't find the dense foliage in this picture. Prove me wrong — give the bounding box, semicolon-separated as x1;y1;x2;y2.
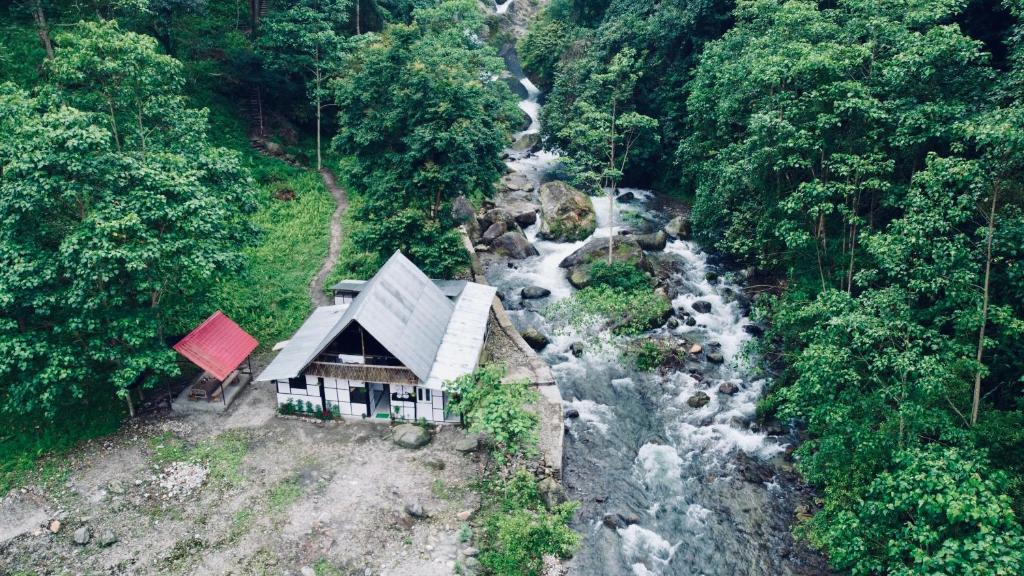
330;0;520;276
448;366;579;575
527;0;1024;572
547;261;669;336
0;21;255;419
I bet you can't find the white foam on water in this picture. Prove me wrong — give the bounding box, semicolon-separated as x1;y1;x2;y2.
636;444;684;493
495;0;513;14
619;524;680;573
565;398;613;435
685;503;712;528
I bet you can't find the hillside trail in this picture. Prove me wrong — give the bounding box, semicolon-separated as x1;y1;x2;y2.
309;168;348;306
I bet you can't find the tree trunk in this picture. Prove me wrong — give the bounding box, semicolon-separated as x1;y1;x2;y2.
315;67;323;171
30;1;54;59
971;184;999;426
126;391;135;418
356;0;361;35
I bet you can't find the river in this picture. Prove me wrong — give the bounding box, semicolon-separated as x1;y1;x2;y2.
482;41;831;576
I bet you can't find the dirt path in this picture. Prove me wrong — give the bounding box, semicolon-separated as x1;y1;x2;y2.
310;168;348;306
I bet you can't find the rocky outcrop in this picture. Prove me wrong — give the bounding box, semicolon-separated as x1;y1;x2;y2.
490;230;539;259
538;181;597;242
512;132;540;152
558;236;651;289
633;230;668;251
521;328;550;351
521;286;551;299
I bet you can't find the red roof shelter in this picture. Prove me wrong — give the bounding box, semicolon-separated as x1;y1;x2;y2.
174;311;258;381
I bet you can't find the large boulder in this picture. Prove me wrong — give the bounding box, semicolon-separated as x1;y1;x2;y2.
481;221;508;244
558;236;650;289
490;230;539;259
633;230;668;251
663;215;691;239
393;424;431;449
504;202;539;227
512;132;541;152
481;207;517;229
452;196;476;224
499;172;533;194
538;181;597;242
521;328;550;351
520;286;551;299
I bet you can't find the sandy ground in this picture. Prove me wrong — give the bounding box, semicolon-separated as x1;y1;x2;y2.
0;380;482;576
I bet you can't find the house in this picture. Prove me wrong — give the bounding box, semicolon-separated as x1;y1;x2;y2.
257;251;496;422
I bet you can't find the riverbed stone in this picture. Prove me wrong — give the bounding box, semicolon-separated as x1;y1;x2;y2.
689;344;703;355
564;408;580;419
706;352;725;364
718;382;739;395
687;392;710;408
393;424;432;449
634;230;668;251
538;181;597;242
521;328;550;351
502;202;539;227
691;300;712;314
616;190;635;203
520;286;551;300
481;221;508;244
559;236;650;288
685;316;697;326
602;511;640;529
490;230;539;259
663;215;691;239
499;172;533;194
512;132;540;152
743;324;765;337
569;342;584;357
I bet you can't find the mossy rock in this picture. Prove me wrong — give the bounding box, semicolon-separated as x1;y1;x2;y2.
538;181;597;242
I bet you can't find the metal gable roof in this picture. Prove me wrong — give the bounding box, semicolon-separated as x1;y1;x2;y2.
173;311;258;381
332;251;455;381
256;304;350;382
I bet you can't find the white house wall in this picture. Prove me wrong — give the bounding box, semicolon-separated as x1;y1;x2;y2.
275;376;452;423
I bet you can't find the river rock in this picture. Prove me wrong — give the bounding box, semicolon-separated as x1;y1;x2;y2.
73;526;91;545
490;231;539;259
705;271;718;282
616;190;635;203
602;511;640;529
393;424;431;449
499;172;533;194
706;352;725;364
521;286;551;300
520;110;533;131
691;300;712;314
685;316;697;326
689;343;703;355
719;382;740;395
512;132;541;152
634;230;668;251
537;477;566;509
564;408;580;419
569;342;584;357
481;221;508;244
663;215;691;239
742;324;765;337
521;328;550;351
666;317;679;329
538;181;597;242
481;207;516;229
507;202;539;227
559;236;650;288
687;392;710;408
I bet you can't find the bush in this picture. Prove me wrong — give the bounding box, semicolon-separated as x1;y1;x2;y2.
446;365;539;462
278;399;297;415
477;469;580;576
587;261;652;292
628;339;669;371
548;284;671;336
816;446;1024;576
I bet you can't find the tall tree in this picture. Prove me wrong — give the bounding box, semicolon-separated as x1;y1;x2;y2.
0;21;255;418
551;47;658;263
330;0;519;275
258;0;350;170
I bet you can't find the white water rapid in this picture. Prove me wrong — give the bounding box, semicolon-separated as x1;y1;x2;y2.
483;45;830;575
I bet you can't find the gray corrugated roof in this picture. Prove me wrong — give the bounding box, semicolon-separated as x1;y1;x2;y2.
424;282;497;390
256;304;350;382
258;252;487;385
331;278;467;298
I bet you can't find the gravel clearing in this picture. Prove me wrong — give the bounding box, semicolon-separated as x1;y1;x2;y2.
0;377;483;575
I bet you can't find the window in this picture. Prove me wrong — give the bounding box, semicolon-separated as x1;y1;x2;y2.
288;377;305;391
417;388;431;402
349;386;368;405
